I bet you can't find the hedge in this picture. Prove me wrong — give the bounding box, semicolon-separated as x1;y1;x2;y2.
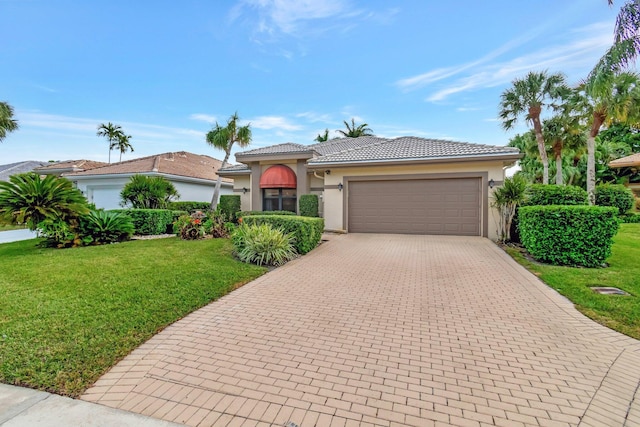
167;201;210;212
524;184;588;206
299;194;319;217
238;210;296;217
519;205;619;267
595;184;635;215
109;209;176;235
242;215;324;254
219;195;241;222
620;213;640;223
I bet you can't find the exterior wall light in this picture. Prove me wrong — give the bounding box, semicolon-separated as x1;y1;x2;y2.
488;179;495;189
338;183;343;191
242;187;248;194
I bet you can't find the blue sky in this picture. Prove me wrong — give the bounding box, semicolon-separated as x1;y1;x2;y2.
0;0;623;165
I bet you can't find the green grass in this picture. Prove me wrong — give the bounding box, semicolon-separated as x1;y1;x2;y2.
0;237;266;397
505;223;640;340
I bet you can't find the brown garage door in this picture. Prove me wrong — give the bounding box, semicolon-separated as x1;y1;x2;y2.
348;178;481;235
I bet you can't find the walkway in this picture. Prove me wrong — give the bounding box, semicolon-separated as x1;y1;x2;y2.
83;234;640;426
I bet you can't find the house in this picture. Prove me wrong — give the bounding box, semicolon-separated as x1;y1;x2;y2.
0;161;49;181
609;152;640;196
64;151;233;210
218;136;521;240
33;159;108;176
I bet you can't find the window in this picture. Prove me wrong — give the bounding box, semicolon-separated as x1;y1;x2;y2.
263;188;296;212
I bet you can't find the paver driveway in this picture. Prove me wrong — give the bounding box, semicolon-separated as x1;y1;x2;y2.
83;234;640;427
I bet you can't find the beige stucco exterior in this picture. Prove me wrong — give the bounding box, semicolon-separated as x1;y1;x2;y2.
227;158;513;241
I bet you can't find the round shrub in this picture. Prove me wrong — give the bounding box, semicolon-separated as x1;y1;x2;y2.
299;194;319;217
232;223;296;266
524;184;588;206
519;205;619;267
595;184;635;215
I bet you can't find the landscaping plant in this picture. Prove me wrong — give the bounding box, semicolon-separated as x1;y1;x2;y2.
218;195;241;222
594;184;635;215
120;174;179;209
232;223;297;266
79;210;134;244
173;213;205;240
491;175;527;243
299;194;319;217
241;214;324;254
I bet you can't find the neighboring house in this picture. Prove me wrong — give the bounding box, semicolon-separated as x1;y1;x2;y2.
64;151;233;210
0;161;48;181
34;159;108;176
218;136;521;240
609;152;640;197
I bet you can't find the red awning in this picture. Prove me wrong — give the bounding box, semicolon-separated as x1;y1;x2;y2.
260;165;297;188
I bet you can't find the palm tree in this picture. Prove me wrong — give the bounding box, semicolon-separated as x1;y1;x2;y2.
588;1;640;87
0;101;18;142
499;71;569;185
206;112;252;210
337;118;374;138
315;128;330;142
0;173;89;230
116;133;134;162
543;113;586;185
97;122;124;163
571;71;640;203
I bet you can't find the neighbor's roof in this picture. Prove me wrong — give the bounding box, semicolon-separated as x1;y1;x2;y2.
609;152;640;168
0;161;48;181
65;151;232;182
237;142;315;156
307;136;521;166
34;159;107;173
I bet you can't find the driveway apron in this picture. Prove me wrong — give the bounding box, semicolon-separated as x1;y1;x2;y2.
83;234;640;427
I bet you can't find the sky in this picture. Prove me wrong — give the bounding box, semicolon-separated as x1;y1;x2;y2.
0;0;626;165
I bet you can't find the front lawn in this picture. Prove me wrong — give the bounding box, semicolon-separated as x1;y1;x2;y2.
0;237;266;397
505;223;640;340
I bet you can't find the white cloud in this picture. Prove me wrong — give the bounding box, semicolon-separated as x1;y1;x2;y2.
189;113;217;123
295;111;333;123
248;115;303;131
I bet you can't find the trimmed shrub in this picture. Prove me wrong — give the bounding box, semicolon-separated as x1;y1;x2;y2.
524;184;588;206
242;215;324;254
620;213;640;223
167;201;210;212
232;223;297;266
519;205;619;267
595;184;635;215
238;210;296;217
79;210;134;244
299;194;319;217
219;195;241;222
110;209;174;235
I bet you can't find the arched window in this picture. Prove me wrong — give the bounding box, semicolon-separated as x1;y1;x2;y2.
260;165;297;212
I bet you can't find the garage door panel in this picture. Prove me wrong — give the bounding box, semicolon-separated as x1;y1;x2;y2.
348;178;481;236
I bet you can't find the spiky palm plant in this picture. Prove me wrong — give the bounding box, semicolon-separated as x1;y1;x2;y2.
0;173;89;230
337;118;374;138
120;174;179;209
0;101;19;142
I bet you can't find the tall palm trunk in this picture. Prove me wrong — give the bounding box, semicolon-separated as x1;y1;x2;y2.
587;114;604;205
210;150;231;211
553;142;563;185
530;111;549;184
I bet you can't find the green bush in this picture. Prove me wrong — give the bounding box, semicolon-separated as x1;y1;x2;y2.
167;201;210;212
219;195;241;222
241;215;324;255
519;205;619;267
232;223;297;266
524;184;588;206
120;175;179;209
620;213;640;223
238;210;296;217
79;210;134;244
299;194;319;217
173;214;205;240
37;219;83;248
595;184;635;215
110;209;174;235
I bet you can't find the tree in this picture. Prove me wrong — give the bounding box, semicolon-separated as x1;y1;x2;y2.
315;129;330;142
491;175;527;243
543;113;586;185
499;71;569;185
206;112;252;211
588;1;640;87
116;133;134;162
120;175;179;209
0;173;89;230
570;71;640;203
337;118;374;138
97;122;124;163
0;101;18;142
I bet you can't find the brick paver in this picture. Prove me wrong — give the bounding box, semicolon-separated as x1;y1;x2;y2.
82;234;640;426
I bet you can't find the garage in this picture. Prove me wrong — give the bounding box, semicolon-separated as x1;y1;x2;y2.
347;177;482;235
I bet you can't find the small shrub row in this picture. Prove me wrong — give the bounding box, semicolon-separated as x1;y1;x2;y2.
109;209;181;235
241;215;324;255
524;184;588;206
594;184;635;215
519;205;619;267
299;194;319;217
620;213;640;223
167;201;211;212
38;210;134;248
238;210;296;217
232;223;297;266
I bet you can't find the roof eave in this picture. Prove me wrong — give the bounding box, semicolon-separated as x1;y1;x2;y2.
235;151;316;163
65;171;233;185
306;152;523;168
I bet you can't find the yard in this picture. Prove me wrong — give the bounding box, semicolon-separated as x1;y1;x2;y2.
505;223;640;340
0;236;266;397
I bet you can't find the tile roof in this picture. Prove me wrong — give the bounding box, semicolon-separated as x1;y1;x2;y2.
65;151;232;182
218;163;251;173
309;136;381;156
609;152;640;167
237;143;315;156
307;136;521;165
34;159;107;172
0;161;48;181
